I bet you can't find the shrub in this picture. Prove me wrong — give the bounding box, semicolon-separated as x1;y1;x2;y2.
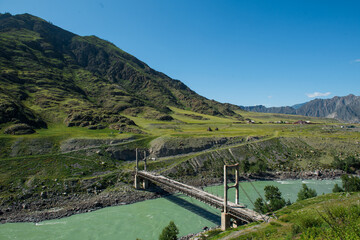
291;224;301;236
251;159;268;174
332;183;344;193
265;185;286;211
341;174;360;192
269;198;286;211
254;185;286;213
240;159;250;173
254;197;267;214
159;221;179;240
297;214;322;229
332;156;360;173
297;184;317;201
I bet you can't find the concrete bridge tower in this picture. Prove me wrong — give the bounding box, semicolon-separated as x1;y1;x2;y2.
221;164;241;230
134;148;149;189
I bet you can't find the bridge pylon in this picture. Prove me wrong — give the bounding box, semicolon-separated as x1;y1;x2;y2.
134;148;149;189
222;163;241;230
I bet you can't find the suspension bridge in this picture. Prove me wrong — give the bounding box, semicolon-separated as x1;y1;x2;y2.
134;150;269;230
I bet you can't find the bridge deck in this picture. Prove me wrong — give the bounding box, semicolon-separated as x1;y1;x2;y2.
137;171;267;223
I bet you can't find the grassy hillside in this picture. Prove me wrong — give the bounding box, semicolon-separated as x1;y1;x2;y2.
201;192;360;240
0;13;243;134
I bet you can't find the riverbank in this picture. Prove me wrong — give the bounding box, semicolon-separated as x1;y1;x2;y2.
182;169;345;187
0;170;344;224
0;184;172;224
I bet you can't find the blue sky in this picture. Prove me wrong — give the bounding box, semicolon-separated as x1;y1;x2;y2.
1;0;359;107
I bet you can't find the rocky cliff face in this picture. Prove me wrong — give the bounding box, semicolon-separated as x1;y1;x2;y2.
241;94;360;123
296;94;360;123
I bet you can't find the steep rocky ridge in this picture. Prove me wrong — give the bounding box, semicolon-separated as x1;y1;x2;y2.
241;94;360;123
296;94;360;123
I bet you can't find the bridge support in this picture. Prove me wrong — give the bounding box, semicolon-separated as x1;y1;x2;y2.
231;219;243;228
134;174;149;190
142;178;149;189
221;212;231;231
221;163;240;231
134;175;140;189
134;148;149;190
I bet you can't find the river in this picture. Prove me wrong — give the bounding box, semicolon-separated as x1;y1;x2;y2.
0;178;341;240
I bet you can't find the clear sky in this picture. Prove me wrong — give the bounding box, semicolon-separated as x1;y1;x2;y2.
1;0;360;107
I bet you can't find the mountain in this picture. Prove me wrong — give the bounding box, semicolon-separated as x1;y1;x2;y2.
291;102;305;110
240;105;296;115
296;94;360;123
240;94;360;123
0;13;242;131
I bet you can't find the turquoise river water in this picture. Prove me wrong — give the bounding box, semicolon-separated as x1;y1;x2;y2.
0;179;341;240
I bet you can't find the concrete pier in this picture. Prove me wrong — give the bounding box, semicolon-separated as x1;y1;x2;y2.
142;178;149;189
221;212;231;231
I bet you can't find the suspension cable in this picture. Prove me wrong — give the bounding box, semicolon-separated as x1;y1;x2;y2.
243;175;277;219
238;182;268;222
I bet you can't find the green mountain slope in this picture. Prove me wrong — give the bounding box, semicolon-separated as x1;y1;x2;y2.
0;13;242;131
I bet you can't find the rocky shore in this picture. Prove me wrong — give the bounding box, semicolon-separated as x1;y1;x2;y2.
0;169;345;224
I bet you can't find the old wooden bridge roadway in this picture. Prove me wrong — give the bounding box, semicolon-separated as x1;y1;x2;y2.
134;154;268;230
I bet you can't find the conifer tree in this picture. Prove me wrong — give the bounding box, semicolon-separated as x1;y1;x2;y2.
159;221;179;240
297;184;317;201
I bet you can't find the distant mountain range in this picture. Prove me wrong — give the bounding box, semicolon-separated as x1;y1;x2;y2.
241;94;360;123
0;13;243;130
